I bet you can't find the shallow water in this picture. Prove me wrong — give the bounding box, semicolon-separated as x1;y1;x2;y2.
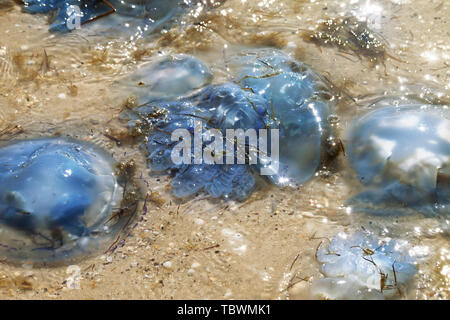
0;0;448;299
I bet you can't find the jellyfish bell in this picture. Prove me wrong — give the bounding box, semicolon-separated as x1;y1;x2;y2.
228;48;335;187
121;83;264;201
117;54;213;105
311;230;422;300
0;137;139;265
345;104;450;216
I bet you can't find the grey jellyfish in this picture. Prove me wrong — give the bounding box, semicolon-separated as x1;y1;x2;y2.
346;105;449;216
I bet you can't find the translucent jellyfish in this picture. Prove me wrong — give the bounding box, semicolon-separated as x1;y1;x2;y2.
122;83;267;201
311;231;420;300
118;54;213;104
23;0;117;32
346;105;450;216
228;48;333;186
0;137;137;264
23;0;183;36
121;50;336;200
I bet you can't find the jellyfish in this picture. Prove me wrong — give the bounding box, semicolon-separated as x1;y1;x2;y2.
0;137;137;264
22;0;184;35
228;48;333;186
123;83;269;201
311;230;420;300
346;105;450;216
118;54;213;104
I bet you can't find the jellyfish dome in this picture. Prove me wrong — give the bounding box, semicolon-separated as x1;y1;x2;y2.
0;137;136;264
311;231;420;299
118;54;213;104
346;105;450;216
228;48;333;186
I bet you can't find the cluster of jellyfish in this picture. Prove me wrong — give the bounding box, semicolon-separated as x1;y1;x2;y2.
115;49;448;298
119;50;335;201
118;51;449;214
0;0;448;299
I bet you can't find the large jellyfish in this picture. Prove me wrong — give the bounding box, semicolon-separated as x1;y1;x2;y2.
228;48;333;186
346;105;450;216
311;230;421;300
0;137;137;264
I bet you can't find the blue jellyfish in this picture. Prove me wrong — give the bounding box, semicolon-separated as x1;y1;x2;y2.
123;83;269;201
0;137;136;264
346;105;450;216
22;0;183;34
228;48;332;186
118;54;213;104
311;230;420;299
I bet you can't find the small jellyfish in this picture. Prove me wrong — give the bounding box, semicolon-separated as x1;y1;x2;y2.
23;0;183;35
346;105;450;216
228;48;333;186
311;231;420;300
0;137;137;264
118;54;213;104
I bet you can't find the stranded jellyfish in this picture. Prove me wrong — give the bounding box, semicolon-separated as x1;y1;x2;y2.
346;105;450;216
0;137;137;264
23;0;183;35
123;83;269;201
118;54;213;104
228;48;334;186
122;50;335;200
311;230;421;300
